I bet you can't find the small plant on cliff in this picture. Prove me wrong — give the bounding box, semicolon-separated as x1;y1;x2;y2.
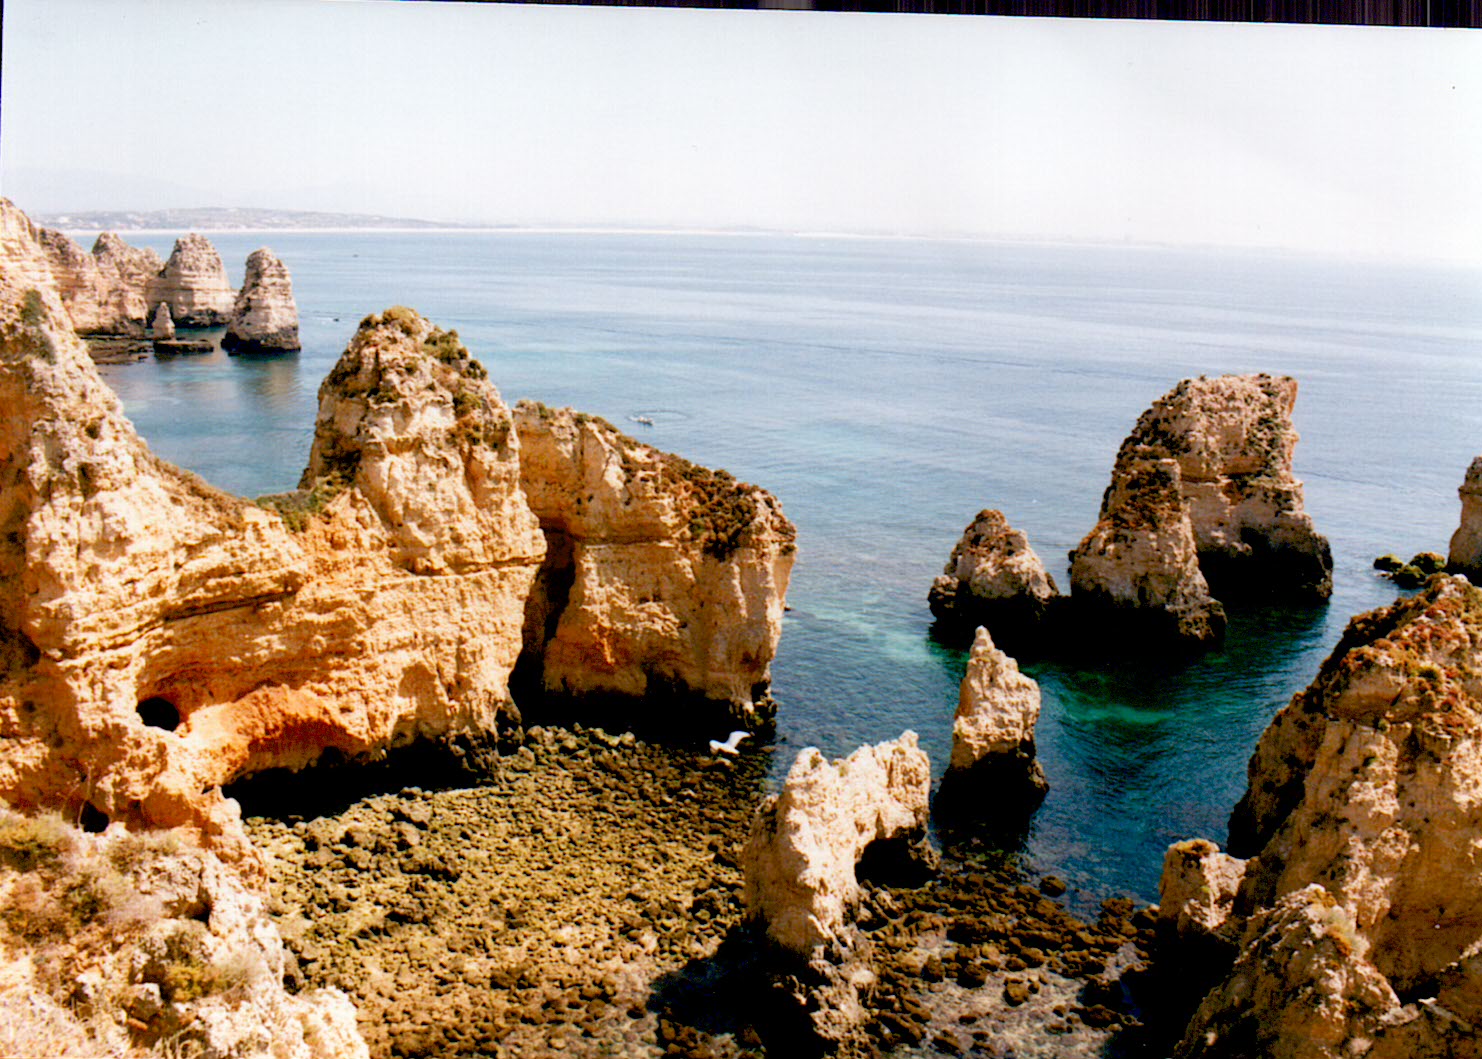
255;470;353;533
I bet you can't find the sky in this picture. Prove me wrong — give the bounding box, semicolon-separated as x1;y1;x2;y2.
2;0;1480;262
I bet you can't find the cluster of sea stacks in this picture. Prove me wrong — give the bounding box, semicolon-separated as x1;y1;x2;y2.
0;201;793;1055
931;372;1334;652
1;197;299;357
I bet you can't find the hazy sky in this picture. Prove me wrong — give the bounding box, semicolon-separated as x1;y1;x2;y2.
3;1;1479;261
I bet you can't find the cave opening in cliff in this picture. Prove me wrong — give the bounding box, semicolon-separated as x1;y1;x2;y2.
136;696;180;732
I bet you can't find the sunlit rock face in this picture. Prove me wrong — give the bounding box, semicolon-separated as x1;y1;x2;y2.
936;626;1048;816
740;732;932;956
512;401;796;729
223;248;300;354
1447;456;1482;581
1156;575;1482;1059
149;233;236;327
0;299;544;864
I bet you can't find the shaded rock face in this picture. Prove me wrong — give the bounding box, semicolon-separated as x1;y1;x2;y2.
927;509;1059;649
0;809;367;1059
1157;576;1482;1059
1069;453;1227;648
1446;456;1482;580
150;301;175;341
1156;838;1244;957
513;401;796;728
937;627;1048;815
150;232;235;327
0;297;544;861
223;248;300;354
741;732;932;956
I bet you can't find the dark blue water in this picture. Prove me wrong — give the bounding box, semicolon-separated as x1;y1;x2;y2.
93;231;1482;903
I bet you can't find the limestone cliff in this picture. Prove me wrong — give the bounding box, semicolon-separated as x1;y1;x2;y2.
1069;452;1227;648
927;509;1059;650
150;233;235;328
1113;374;1332;600
151;301;176;341
741;732;932;955
937;626;1048;815
0;296;545;857
1156;575;1482;1058
223;248;301;354
512;401;795;727
1446;456;1482;580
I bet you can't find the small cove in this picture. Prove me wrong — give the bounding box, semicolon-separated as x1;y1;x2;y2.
91;231;1482;904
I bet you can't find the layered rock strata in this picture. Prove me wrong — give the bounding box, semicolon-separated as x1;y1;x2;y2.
1156;575;1482;1058
927;509;1059;649
0;809;366;1059
149;232;236;327
223;248;301;354
1069;453;1227;648
936;626;1048;816
0;295;545;856
741;732;933;956
513;401;795;727
1447;455;1482;580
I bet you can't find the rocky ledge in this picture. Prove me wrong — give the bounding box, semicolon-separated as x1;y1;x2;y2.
223;248;301;354
1150;575;1482;1058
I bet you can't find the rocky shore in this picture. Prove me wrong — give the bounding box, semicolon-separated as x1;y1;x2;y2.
242;725;1156;1059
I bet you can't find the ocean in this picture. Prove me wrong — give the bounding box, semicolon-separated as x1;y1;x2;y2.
92;231;1482;903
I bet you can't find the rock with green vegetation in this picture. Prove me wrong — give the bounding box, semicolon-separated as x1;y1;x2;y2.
0;809;367;1058
1410;551;1446;575
1390;564;1428;589
1157;575;1482;1059
1373;553;1404;572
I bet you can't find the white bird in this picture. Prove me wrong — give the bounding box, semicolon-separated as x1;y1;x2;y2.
708;730;751;756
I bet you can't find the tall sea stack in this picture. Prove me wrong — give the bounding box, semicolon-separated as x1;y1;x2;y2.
223;248;301;353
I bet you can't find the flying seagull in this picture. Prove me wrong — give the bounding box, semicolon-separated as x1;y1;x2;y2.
708;730;751;756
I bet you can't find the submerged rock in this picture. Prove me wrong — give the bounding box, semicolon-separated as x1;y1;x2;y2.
1069;452;1227;648
1447;455;1482;580
928;509;1060;649
223;248;300;354
150;232;235;327
513;400;795;729
1155;575;1482;1058
936;627;1048;816
741;732;933;956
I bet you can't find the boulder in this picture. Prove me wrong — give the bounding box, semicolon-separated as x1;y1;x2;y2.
223;248;300;354
1069;451;1226;648
937;626;1048;815
1157;575;1482;1059
927;508;1059;649
1119;374;1333;600
741;732;932;955
149;233;235;328
1156;838;1245;953
1446;456;1482;580
151;302;175;341
512;401;795;728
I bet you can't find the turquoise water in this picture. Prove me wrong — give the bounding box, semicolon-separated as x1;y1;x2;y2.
94;232;1482;902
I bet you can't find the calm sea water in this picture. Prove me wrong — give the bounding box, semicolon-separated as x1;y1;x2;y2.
92;232;1482;903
